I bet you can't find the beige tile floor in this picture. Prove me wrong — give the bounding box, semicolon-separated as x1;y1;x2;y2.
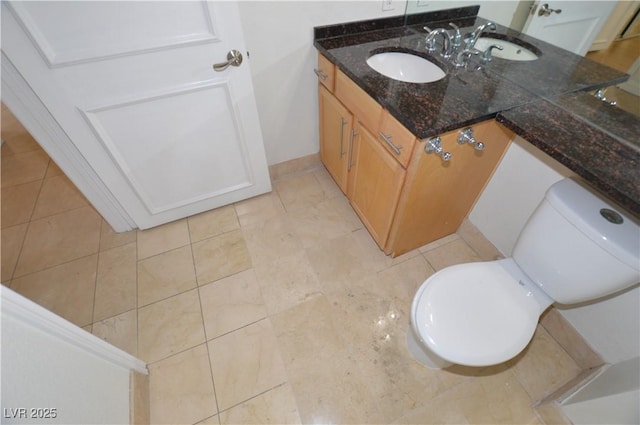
1;105;582;424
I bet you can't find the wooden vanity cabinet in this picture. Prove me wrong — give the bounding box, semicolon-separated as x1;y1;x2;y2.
317;54;405;248
386;120;514;256
316;53;513;255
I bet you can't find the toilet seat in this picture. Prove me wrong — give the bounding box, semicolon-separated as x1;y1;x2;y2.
412;260;542;367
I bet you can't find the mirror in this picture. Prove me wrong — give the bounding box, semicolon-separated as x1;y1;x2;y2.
403;1;532;31
402;1;640;117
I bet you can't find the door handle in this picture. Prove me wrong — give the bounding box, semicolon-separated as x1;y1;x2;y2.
538;3;562;17
213;50;243;72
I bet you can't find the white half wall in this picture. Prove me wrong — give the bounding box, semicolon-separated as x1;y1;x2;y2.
469;136;640;364
561;357;640;425
1;286;146;424
469;136;575;254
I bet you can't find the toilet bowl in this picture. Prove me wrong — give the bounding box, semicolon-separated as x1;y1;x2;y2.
408;178;640;368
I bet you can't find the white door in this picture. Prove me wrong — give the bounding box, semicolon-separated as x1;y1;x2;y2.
523;1;617;55
1;1;271;229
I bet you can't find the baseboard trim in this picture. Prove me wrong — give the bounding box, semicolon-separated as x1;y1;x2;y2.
540;308;604;370
268;153;321;181
130;371;150;425
534;364;606;424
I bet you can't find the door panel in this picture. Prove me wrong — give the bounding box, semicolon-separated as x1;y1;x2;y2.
83;82;253;214
9;1;218;66
523;1;616;55
2;1;271;229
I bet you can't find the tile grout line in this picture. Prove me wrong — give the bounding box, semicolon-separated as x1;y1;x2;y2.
187;216;222;425
10;250;100;281
214;381;290;420
89;220;103;328
6;162;49;282
255;183;305;423
134;226;140;362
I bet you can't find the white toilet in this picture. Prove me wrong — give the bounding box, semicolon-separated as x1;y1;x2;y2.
408;178;640;369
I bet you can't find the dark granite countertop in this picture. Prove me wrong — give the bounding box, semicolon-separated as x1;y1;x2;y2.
497;99;640;215
314;7;639;216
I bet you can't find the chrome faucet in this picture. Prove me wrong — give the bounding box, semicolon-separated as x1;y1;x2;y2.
449;22;462;48
464;21;496;50
455;49;481;68
424;27;453;58
481;44;504;63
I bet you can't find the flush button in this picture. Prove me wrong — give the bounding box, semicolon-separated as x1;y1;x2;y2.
600;208;624;224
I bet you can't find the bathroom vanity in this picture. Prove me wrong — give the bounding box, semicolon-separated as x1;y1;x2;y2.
318;61;513;255
314;6;639;256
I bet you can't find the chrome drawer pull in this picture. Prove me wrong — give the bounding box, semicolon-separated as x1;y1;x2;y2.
379;132;402;155
339;118;347;157
314;68;328;81
348;128;358;170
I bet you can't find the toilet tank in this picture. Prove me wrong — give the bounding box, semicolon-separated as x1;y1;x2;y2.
513;178;640;305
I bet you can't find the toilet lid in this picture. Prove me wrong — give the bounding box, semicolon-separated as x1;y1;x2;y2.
414;261;541;367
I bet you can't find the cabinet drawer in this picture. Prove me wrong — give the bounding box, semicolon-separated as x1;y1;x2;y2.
335;69;382;133
316;53;335;91
378;111;416;168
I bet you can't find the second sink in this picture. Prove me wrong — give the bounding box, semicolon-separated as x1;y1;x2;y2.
474;37;539;61
366;52;446;84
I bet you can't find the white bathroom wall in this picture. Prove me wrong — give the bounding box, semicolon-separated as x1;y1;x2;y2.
470;136;640;365
237;1;520;166
406;0;519;28
1;286;145;424
238;1;406;166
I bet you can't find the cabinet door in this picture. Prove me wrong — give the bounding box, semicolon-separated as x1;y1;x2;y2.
319;85;353;194
348;121;405;248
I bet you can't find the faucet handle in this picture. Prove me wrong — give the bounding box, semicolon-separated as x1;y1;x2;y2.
425;137;452;161
455;49;480;67
457;128;485;151
423;27;437;51
449;23;462;47
481;44;503;63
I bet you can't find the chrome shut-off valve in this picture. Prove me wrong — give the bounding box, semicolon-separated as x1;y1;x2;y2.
425;137;451;161
457;128;485;151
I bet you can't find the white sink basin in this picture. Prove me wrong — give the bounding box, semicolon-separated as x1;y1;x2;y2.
474;37;538;61
366;52;446;83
